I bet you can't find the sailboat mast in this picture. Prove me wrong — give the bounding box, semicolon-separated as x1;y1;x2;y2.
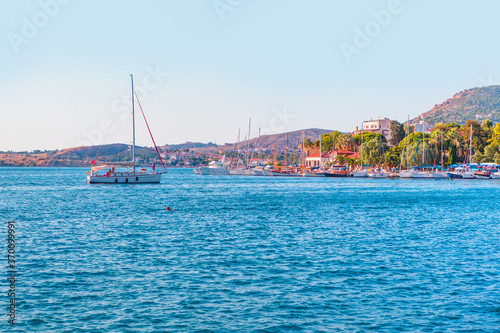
440;130;444;169
258;127;261;166
247;118;251;168
407;115;410;169
273;143;276;168
301;130;305;167
319;135;322;167
469;124;473;164
421;121;425;167
130;74;135;170
360;125;363;168
286;133;288;166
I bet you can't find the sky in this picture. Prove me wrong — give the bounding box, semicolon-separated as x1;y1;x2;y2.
2;0;500;151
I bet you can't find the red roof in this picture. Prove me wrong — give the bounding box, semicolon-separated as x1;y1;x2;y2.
329;150;356;155
306;153;329;158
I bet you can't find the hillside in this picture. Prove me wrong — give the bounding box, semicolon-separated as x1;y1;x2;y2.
0;144;157;167
417;85;500;125
218;128;335;152
160;142;218;150
0;129;336;166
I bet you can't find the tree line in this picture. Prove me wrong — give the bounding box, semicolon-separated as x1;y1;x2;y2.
309;119;500;168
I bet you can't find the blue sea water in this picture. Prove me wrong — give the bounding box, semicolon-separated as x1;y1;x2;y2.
1;167;500;332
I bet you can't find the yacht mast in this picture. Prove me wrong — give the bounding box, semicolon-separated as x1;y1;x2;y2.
130;74;135;171
360;125;363;168
286;133;289;166
319;135;322;167
301;130;305;167
440;130;444;169
407;115;410;169
421;120;425;167
469;124;473;164
247;118;251;168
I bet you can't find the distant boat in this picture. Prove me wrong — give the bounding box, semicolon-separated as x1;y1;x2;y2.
448;124;476;179
195;156;230;175
353;170;368;177
367;169;389;178
399;169;415;178
474;170;492;179
432;171;448;179
432;130;448;179
412;121;433;179
353;126;368;178
324;165;351;177
87;75;166;184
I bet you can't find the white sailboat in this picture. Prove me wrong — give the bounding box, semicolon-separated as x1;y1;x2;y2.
432;130;448;179
400;116;415;178
87;75;166;184
353;126;368;177
412;120;433;179
448;124;476;179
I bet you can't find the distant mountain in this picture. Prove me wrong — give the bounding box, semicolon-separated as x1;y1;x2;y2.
160;142;217;150
0;129;339;166
53;144;155;159
218;128;335;151
416;85;500;125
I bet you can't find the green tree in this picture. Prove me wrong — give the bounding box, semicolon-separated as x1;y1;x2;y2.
321;133;333;152
389;121;406;146
448;145;457;165
362;138;388;165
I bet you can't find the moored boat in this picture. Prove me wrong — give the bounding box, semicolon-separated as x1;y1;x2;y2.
353;169;368;177
474;170;491;179
196;157;230;175
432;171;448;179
324;165;351;177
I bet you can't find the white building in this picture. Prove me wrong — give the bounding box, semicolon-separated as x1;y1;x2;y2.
414;120;433;133
305;153;330;167
361;117;393;142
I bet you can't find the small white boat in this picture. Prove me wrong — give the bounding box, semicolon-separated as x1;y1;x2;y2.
302;171;324;177
412;171;433;179
399;169;415;178
196;157;230;175
448;171;476;179
432;171;448;179
491;172;500;179
353;170;368;178
367;170;390;178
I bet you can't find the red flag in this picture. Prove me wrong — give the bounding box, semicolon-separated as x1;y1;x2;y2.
91;160;96;165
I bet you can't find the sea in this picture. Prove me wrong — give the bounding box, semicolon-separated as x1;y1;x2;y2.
1;167;500;332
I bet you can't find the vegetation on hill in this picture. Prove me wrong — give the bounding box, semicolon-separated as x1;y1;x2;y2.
417;86;500;125
381;119;500;167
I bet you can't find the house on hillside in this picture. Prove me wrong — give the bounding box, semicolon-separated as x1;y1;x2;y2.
354;117;394;142
305;153;329;167
413;120;433;133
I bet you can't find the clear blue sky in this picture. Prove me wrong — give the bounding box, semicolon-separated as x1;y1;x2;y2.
2;0;500;151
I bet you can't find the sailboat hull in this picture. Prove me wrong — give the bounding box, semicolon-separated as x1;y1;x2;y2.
87;173;162;184
411;172;433;179
432;172;448;179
